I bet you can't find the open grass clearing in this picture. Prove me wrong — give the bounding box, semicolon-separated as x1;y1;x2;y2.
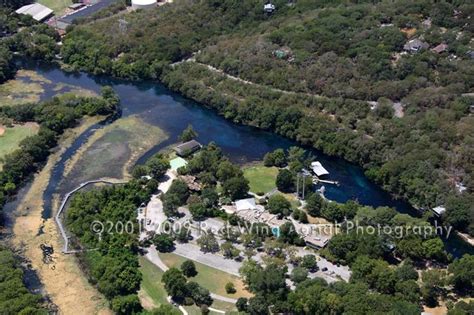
37;0;73;15
159;252;252;299
280;192;302;210
139;256;239;314
138;256;169;308
243;164;278;194
0;123;40;168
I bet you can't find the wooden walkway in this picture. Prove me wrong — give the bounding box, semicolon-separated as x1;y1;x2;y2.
55;179;127;254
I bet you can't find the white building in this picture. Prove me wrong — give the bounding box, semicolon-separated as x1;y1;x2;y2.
311;161;329;177
432;206;446;216
235;198;257;211
15;3;53;22
131;0;157;10
264;3;275;13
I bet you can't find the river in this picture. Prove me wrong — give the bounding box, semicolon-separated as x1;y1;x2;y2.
10;60;474;257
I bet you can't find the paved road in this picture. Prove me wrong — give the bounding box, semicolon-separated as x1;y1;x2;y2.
173;243;241;276
143;171;176;235
60;0;118;23
295;247;351;282
145;246;169;272
145;246;238;304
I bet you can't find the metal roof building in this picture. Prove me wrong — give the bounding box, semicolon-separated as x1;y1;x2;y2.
16;3;53;22
432;206;446;216
173;140;202;157
132;0;157;10
235;198;257;211
311;161;329;177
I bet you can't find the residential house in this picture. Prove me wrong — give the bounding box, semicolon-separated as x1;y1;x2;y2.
403;39;429;53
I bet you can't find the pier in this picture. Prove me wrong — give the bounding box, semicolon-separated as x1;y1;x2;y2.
312;178;339;186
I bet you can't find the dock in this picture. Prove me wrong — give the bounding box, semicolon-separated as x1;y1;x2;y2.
313;178;339;186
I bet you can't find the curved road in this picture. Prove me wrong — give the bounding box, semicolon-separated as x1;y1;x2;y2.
145;246;238;304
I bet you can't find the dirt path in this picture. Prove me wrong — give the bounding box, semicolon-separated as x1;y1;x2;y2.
12;117;112;315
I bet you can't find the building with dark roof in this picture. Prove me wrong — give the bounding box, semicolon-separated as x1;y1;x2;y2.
173;140;202;156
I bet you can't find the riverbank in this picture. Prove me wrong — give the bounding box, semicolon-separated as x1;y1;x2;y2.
13;61;473;258
63;115;168;183
11;116;112;315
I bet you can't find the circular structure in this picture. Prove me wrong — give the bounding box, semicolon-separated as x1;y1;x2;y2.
131;0;157;10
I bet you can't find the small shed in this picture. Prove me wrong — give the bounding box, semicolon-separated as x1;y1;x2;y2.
173;140;202;157
431;43;448;54
432;206;446;216
311;161;329;177
15;3;53;22
264;3;275;13
69;3;85;10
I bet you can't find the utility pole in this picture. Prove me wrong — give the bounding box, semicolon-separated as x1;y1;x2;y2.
296;172;307;200
302;173;305;200
296;172;300;197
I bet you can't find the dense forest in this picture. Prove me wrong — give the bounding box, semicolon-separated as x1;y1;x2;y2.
0;247;46;314
236;254;474;314
61;0;474;237
0;7;60;83
66;180;157;314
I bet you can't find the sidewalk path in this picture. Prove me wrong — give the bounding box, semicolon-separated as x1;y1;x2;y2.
144;246;238;304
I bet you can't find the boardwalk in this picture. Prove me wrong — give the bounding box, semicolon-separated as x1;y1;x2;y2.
55;179;127;253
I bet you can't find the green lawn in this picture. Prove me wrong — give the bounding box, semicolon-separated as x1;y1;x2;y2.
0;124;39;167
139;256;169;307
243;164;279;194
159;252;252;299
139;256;241;314
37;0;73;15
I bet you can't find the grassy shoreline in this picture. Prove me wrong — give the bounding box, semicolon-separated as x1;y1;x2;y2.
61;115;168;190
11;116;112;315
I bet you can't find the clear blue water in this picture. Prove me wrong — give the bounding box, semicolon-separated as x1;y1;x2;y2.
16;61;473;257
27;62;413;211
